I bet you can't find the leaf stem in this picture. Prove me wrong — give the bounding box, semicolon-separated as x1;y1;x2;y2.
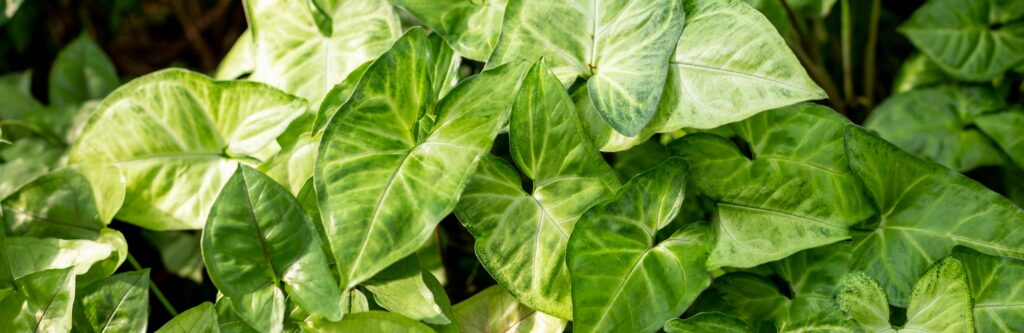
840;0;854;101
863;0;881;109
127;252;179;317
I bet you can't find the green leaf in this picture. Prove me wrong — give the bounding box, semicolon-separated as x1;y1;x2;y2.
313;61;370;135
452;285;567;333
48;34;118;107
892;53;951;94
392;0;507;61
689;272;788;329
865;85;1008;172
657;0;824;132
899;0;1024;81
903;258;975;332
487;0;685;136
663;312;752;333
3;166;124;239
670;104;874;269
785;0;837;17
215;29;254;80
455;60;618;319
202;166;342;332
142;230;204;283
257;114;320;194
156;302;219;333
72;270;150;333
303;311;435;332
4;236;115;279
771;242;854;299
844;124;1024;306
244;0;401;104
215;298;259;333
568;158;711;333
975;107;1024;169
315;29;522;291
836;272;894;332
69;68;308;230
0;268;76;332
363;255;453;326
952;247;1024;332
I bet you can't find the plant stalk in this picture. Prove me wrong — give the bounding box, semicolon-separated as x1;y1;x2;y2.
840;0;854;101
863;0;881;109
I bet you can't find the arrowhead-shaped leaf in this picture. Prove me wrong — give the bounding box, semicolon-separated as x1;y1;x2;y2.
0;268;75;332
69;69;308;230
455;60;618;319
48;34;118;107
244;0;402;105
487;0;685;136
671;104;874;269
845;124;1024;306
72;270;151;333
315;28;523;291
953;247;1024;331
568;158;710;333
202;166;342;332
2;166;124;239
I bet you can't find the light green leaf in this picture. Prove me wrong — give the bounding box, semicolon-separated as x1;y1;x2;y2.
72;270;150;333
836;272;894;332
892;53;951;94
671;104;874;269
48;34;118;107
953;247;1024;332
0;268;76;332
898;0;1024;81
865;85;1008;172
244;0;401;105
487;0;685;136
303;311;435;332
142;230;204;283
845;124;1024;306
258;114;320;195
663;312;752;333
392;0;507;61
315;29;522;291
313;61;370;135
69;68;308;230
4;236;114;279
975;107;1024;169
903;257;975;332
156;302;219;333
657;0;824;132
215;29;254;80
452;285;567;333
568;158;710;333
202;165;342;332
3;165;124;239
455;61;617;319
363;255;452;326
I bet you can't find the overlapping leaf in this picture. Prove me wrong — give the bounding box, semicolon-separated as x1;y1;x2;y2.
455;60;618;319
69;69;308;230
0;268;76;332
671;104;874;269
315;28;523;291
568;158;711;333
72;270;150;333
392;0;507;61
487;0;685;136
452;285;567;333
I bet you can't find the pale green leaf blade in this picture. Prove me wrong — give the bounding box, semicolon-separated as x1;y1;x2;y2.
845;125;1024;306
245;0;401;104
304;311;435;332
899;0;1024;81
488;0;684;136
4;236;113;279
0;268;75;332
69;69;308;230
658;0;824;131
568;158;711;333
455;61;617;319
902;258;974;332
363;255;452;326
202;166;342;325
73;270;150;333
215;29;254;80
452;285;567;333
156;302;219;333
953;247;1024;332
865;85;1007;172
3;166;124;239
48;34;119;107
671;104;874;269
663;312;752;333
974;107;1024;169
835;272;892;332
316;29;521;290
313;61;370;135
392;0;507;61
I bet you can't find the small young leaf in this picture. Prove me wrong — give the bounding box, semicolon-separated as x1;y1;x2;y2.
363;255;453;327
902;257;974;332
72;269;150;333
48;34;119;107
835;272;893;332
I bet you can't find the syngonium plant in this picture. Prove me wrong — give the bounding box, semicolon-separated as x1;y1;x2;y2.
1;0;1023;332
